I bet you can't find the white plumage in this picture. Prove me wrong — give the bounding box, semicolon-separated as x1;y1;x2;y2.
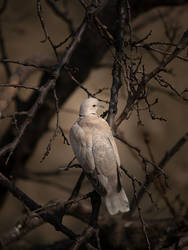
69;98;129;215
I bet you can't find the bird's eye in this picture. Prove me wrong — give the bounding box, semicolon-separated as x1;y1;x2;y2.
93;104;96;107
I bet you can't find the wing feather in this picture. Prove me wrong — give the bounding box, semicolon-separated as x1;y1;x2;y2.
69;117;122;196
69;121;95;172
92;131;121;194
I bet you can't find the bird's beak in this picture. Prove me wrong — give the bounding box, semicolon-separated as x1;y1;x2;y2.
98;104;104;109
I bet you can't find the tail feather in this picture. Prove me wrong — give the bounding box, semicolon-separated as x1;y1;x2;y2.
104;189;130;215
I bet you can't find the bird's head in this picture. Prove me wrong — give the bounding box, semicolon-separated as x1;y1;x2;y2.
79;97;104;117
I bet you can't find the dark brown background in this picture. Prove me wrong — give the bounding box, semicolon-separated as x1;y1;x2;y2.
0;0;188;248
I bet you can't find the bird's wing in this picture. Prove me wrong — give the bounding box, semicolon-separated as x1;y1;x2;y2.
91;131;119;174
70;120;107;195
97;117;120;167
70;117;121;195
106;133;120;167
91;128;122;194
69;121;95;172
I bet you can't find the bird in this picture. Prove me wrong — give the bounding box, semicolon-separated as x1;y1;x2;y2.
69;97;130;215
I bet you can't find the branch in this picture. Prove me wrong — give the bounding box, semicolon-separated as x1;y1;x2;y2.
36;0;59;61
0;55;55;112
0;23;11;78
0;0;118;207
0;173;79;243
107;0;126;128
0;58;52;71
45;0;74;34
0;83;39;91
116;134;166;176
115;29;188;128
132;131;188;211
0;201;93;249
0;17;88;162
71;227;97;250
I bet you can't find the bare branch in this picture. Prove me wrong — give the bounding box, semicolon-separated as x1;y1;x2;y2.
36;0;59;61
0;15;88;162
0;58;52;71
46;0;74;34
0;23;11;78
0;172;78;240
134;131;188;211
107;0;126;128
131;180;151;250
0;83;40;91
115;29;188;128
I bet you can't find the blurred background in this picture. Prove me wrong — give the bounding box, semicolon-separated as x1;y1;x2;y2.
0;0;188;249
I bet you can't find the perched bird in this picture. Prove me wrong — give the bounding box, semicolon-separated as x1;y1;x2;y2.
69;97;130;215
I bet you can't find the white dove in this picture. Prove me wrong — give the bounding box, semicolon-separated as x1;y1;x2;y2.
69;97;130;215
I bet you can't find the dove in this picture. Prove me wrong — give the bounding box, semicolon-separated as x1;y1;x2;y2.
69;97;130;215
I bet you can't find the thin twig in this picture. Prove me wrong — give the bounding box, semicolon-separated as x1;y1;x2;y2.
67;71;108;103
46;0;74;34
36;0;59;61
116;134;166;177
0;83;40;91
132;180;151;250
0;58;52;71
115;29;188;128
0;23;11;78
134;131;188;211
0;16;88;162
0;111;28;120
0;172;77;239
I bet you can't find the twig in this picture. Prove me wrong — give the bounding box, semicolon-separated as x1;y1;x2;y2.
69;171;86;200
71;226;97;250
0;200;93;249
54;33;73;49
143;132;177;217
0;23;11;78
67;71;108;103
107;0;126;128
45;0;74;34
132;180;151;250
120;166;155;207
154;74;188;101
0;56;56;113
40;87;62;162
59;126;70;145
0;111;28;120
0;172;94;248
0;15;88;162
93;87;109;96
134;131;188;211
148;84;188;103
0;81;56;164
0;58;52;71
115;134;166;177
0;83;40;91
61;156;77;171
115;29;188;128
141;44;188;62
0;173;77;240
59;171;86;222
36;0;59;61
